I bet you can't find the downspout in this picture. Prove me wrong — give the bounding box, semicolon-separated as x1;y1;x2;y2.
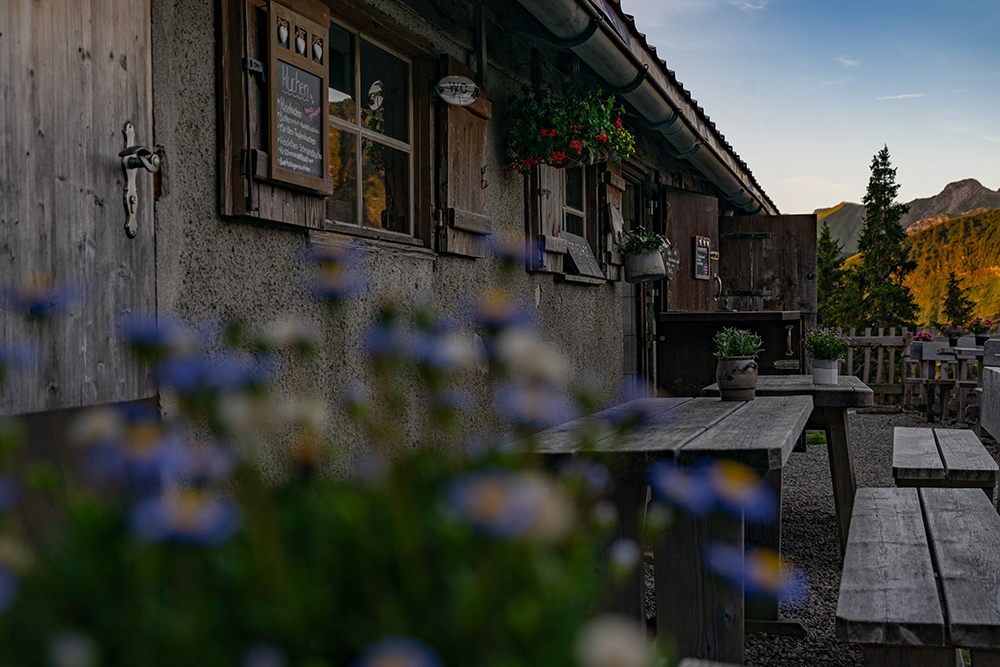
517;0;775;215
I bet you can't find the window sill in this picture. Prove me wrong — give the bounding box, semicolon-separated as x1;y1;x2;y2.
309;229;437;261
322;221;429;249
557;273;608;287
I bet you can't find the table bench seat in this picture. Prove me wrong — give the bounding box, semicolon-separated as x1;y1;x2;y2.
892;427;997;504
836;487;1000;666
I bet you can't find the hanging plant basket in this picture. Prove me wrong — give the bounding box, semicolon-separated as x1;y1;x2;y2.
503;87;636;173
624;249;666;283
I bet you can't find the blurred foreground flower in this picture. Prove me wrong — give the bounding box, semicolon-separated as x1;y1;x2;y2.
648;461;715;516
448;470;573;543
706;543;809;605
353;636;442;667
310;241;366;303
0;566;18;614
2;275;78;320
575;615;652;667
649;459;777;523
48;631;98;667
497;380;577;431
131;488;241;546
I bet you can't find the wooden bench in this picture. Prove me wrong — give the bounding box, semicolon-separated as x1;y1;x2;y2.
892;427;997;505
836;487;1000;666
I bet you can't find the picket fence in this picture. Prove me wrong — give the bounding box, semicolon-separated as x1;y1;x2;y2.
840;327;911;406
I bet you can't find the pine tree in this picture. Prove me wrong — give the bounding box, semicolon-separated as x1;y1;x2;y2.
940;271;975;327
816;222;845;325
854;145;918;329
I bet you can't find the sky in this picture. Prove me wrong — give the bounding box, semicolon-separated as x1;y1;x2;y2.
619;0;1000;214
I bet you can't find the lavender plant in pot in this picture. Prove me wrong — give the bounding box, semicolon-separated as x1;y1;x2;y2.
805;328;851;385
713;327;763;401
620;227;667;284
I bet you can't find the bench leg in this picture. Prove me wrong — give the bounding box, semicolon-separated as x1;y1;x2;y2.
860;645;963;667
655;508;743;664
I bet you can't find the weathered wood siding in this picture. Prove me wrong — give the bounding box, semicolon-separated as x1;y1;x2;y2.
1;0;155;415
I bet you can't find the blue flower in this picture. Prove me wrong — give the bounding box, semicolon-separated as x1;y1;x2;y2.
155;352;271;395
0;566;18;614
707;460;778;524
0;342;36;382
0;476;22;514
352;637;442;667
469;288;533;334
120;313;197;359
496;380;576;430
706;543;809;604
362;323;409;360
558;460;612;497
448;471;540;538
648;461;716;516
309;242;366;302
2;276;78;320
130;489;241;546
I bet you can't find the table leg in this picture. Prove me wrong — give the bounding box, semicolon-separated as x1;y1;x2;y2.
605;481;647;630
746;468;781;622
816;406;857;556
654;508;744;663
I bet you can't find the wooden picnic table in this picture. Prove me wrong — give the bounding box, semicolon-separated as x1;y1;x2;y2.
702;375;874;555
837;487;1000;666
525;394;814;664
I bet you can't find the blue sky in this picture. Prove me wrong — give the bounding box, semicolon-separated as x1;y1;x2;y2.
620;0;1000;213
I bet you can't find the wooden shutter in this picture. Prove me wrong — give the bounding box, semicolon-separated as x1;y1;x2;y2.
526;165;566;272
601;161;625;281
219;0;328;228
437;56;492;258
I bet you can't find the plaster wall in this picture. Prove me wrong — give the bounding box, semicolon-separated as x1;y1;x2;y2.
150;0;623;472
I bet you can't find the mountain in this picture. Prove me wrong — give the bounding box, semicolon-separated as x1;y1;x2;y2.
905;207;1000;326
815;179;1000;256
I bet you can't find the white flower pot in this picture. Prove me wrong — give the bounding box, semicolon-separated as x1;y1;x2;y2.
623;249;666;284
812;359;839;385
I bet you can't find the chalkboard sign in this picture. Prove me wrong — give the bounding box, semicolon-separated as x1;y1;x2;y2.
562;232;606;279
693;235;711;280
268;2;329;193
275;61;324;178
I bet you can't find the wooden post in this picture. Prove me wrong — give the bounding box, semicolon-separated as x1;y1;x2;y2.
817;405;856;555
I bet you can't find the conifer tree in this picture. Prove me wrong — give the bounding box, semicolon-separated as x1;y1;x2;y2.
855;145;918;329
941;271;974;327
816;222;845;325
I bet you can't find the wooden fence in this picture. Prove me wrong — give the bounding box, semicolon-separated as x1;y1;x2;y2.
842;327;911;406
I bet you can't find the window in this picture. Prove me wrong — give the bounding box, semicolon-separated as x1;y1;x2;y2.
563;166;586;237
527;163;603;280
327;23;413;236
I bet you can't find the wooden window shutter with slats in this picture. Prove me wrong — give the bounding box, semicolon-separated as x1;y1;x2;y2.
526;164;566;272
601;160;625;280
219;0;329;228
437;56;493;258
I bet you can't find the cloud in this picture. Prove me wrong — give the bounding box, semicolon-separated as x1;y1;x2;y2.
838;56;859;67
731;0;769;10
818;77;853;89
875;93;929;100
986;136;1000;144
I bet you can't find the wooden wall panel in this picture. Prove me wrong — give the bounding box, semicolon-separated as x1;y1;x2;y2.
661;188;719;312
1;0;155;415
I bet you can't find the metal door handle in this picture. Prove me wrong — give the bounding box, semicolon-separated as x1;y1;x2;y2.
118;121;160;238
713;273;722;301
786;324;794;357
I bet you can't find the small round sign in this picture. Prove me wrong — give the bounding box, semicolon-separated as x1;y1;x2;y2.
435;75;481;106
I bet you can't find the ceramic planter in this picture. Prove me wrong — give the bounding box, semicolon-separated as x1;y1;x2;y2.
624;249;666;284
715;356;758;401
812;359;839;385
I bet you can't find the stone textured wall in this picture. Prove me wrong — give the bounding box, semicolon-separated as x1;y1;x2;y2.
149;0;623;473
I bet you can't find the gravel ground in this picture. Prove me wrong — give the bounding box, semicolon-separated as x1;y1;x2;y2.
740;410;1000;666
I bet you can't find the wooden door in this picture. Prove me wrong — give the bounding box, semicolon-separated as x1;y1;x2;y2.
1;0;155;416
718;214;818;330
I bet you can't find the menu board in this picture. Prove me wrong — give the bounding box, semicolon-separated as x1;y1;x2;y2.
693;236;711;280
275;60;324;179
268;1;329;193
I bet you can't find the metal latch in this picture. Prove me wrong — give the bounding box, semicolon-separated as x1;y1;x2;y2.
243;57;266;81
118;121;160;239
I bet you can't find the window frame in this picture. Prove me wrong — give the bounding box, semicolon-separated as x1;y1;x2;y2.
321;3;432;247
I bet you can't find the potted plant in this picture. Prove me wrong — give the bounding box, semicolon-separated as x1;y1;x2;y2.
969;317;994;346
910;330;934;360
621;227;667;283
942;324;964;347
503;87;636;173
713;327;763;401
804;328;851;385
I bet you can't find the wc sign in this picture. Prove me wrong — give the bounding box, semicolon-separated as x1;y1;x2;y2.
435;75;481;106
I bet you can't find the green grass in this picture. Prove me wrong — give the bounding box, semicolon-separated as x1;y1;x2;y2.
806;430;827;445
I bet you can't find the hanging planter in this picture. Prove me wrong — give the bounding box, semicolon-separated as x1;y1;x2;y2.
503;87;636;173
621;227;669;284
